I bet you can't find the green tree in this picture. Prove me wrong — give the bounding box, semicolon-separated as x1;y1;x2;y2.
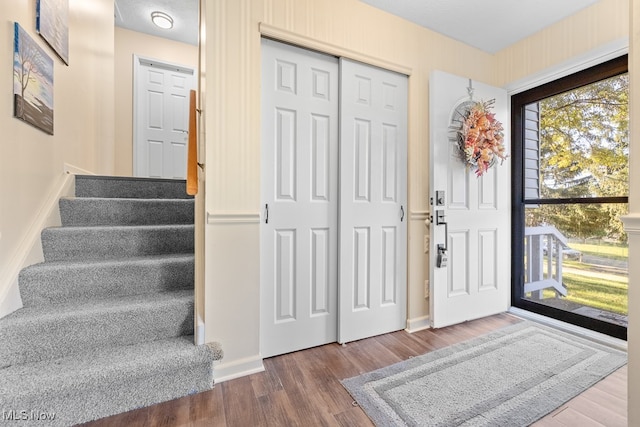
531;73;629;242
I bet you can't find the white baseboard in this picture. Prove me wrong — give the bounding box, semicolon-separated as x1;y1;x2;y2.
63;162;96;176
0;285;22;319
212;354;265;383
508;307;627;352
406;315;431;333
0;171;76;318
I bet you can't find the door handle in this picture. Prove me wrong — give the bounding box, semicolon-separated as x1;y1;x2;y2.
400;205;405;222
435;209;448;268
265;204;269;224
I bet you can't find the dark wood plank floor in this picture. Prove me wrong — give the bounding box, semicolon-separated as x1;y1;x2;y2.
80;313;626;426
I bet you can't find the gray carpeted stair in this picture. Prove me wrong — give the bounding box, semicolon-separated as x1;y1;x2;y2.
41;224;194;262
60;197;194;226
75;175;193;199
0;336;223;427
0;290;194;368
0;175;222;426
19;254;193;306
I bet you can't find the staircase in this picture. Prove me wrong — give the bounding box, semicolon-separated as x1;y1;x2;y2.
0;175;222;426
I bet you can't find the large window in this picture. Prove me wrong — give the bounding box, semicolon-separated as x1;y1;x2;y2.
511;55;628;339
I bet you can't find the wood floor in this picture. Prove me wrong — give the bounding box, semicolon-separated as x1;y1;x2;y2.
81;314;627;427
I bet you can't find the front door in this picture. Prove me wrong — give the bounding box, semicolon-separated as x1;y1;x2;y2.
134;56;195;179
429;70;510;328
260;39;339;358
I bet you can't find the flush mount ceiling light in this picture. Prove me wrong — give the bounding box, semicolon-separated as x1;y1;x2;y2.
151;11;173;29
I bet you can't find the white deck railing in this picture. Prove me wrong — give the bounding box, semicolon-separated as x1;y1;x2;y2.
524;226;569;299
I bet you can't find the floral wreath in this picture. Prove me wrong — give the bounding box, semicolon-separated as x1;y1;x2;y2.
455;99;507;177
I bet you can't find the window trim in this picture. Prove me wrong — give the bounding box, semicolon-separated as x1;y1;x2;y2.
511;55;628;340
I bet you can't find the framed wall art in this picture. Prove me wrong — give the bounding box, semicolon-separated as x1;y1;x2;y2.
13;23;54;135
36;0;69;64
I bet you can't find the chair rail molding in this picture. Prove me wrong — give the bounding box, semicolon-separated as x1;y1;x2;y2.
621;213;640;234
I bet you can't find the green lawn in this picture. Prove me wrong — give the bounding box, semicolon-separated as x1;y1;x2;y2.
561;272;628;315
570;242;628;261
537;259;628;315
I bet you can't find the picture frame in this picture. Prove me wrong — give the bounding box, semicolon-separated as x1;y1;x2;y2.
36;0;69;65
13;22;54;135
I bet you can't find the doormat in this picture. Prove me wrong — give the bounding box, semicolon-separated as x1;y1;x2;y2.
341;321;626;426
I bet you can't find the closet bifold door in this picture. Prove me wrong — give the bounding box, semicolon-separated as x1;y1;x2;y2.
260;39;339;358
338;58;408;344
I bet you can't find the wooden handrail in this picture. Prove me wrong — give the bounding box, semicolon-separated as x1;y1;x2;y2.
186;89;198;196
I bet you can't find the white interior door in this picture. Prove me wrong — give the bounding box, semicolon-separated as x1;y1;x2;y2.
134;56;195;179
260;39;339;358
338;58;408;343
429;70;510;328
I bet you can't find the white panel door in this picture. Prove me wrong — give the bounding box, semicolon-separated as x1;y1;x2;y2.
429;70;510;328
134;56;195;179
261;39;339;358
338;58;408;343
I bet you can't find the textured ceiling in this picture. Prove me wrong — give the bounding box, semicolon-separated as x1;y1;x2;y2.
114;0;601;52
114;0;198;46
358;0;600;53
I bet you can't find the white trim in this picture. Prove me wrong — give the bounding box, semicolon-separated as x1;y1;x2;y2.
621;213;640;233
509;307;627;352
410;210;429;221
405;315;431;333
207;211;261;224
259;23;412;77
196;314;205;346
64;162;95;176
506;37;628;95
0;171;76;318
212;355;265;383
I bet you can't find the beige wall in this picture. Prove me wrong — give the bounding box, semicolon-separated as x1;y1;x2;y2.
0;0;114;312
114;27;198;176
204;0;496;380
495;0;628;86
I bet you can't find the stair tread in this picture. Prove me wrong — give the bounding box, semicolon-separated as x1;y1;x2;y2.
3;289;193;322
45;223;194;231
22;253;194;271
41;224;194;262
1;290;195;368
19;254;194;307
61;196;194;202
75;175;193;199
0;335;222;394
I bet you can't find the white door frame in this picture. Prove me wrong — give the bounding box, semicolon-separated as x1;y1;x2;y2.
133;55;196;177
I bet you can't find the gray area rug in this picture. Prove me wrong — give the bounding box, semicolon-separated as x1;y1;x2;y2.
341;321;627;427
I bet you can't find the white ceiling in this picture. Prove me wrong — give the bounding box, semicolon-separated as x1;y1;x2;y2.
114;0;199;46
114;0;600;53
